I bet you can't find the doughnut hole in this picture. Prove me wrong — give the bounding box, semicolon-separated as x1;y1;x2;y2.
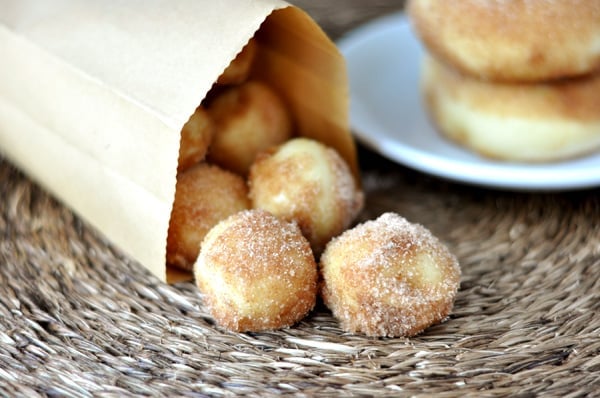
195;209;317;332
249;138;364;256
320;212;460;337
207;81;293;176
177;106;215;172
166;164;250;271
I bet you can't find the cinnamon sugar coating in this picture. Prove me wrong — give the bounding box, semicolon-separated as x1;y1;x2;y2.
166;164;250;271
195;209;317;332
320;212;460;337
177;106;215;172
422;56;600;162
249;138;364;256
408;0;600;82
207;81;293;176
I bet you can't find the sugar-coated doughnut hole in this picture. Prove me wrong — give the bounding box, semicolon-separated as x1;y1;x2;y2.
177;106;215;172
207;81;293;176
166;163;250;271
249;137;364;256
320;212;460;337
195;209;317;332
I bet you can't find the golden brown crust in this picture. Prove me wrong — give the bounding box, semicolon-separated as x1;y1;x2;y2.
248;138;364;256
422;56;600;162
320;212;460;337
207;81;293;176
177;106;215;172
166;164;250;271
194;209;317;332
424;56;600;122
408;0;600;82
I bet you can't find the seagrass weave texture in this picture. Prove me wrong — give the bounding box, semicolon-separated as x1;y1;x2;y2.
2;154;599;397
1;1;600;396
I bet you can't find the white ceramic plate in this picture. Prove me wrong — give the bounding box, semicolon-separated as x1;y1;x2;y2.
337;12;600;191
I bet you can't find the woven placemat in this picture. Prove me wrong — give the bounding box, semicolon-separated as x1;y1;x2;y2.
1;150;599;397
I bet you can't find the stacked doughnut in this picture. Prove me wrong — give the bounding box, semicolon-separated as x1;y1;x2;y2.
408;0;600;162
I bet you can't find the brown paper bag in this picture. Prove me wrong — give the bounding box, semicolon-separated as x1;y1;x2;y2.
0;0;358;282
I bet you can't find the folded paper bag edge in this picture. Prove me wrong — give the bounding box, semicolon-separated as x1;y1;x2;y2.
0;22;177;280
0;0;359;283
0;0;286;129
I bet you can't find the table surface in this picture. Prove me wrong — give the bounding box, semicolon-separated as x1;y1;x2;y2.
1;1;599;397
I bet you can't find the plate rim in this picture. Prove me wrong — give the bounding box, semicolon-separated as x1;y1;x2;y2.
338;12;600;191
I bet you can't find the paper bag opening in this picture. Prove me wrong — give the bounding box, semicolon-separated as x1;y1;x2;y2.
0;1;358;284
167;6;359;282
